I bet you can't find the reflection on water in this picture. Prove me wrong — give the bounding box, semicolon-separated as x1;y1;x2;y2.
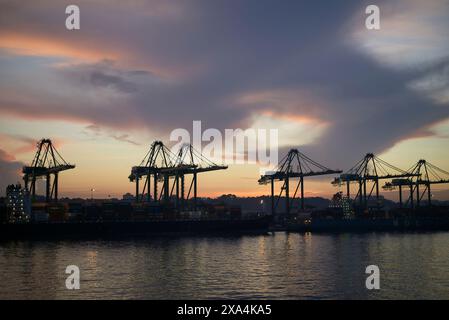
1;232;449;299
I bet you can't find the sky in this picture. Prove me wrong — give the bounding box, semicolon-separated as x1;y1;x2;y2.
0;0;449;200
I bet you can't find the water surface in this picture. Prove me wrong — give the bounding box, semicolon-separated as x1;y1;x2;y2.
1;232;448;299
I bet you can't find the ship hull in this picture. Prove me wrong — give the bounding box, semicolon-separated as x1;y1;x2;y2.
0;216;272;240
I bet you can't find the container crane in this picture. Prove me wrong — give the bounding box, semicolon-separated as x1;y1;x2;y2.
129;141;185;203
259;149;342;215
171;143;227;210
23;139;75;202
383;160;449;208
129;141;227;210
332;153;418;209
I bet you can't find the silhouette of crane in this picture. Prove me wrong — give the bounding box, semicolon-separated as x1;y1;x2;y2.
23;139;75;202
129;141;227;210
383;160;449;208
172;143;227;209
332;153;417;209
259;149;341;215
130;141;182;204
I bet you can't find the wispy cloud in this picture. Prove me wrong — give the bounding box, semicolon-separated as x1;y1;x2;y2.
110;134;141;146
83;124;141;146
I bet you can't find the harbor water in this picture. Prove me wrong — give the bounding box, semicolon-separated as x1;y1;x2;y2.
1;231;449;299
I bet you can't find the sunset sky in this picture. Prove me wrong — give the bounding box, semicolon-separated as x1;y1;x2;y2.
1;0;449;200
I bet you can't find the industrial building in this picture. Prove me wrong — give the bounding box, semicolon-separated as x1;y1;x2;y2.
5;184;31;223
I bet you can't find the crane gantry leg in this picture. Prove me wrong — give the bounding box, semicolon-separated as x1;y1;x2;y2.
135;177;139;202
46;173;51;202
271;178;275;215
147;174;151;202
346;181;350;199
285;176;290;215
154;174;158;204
416;183;420;207
193;172;198;211
300;176;304;210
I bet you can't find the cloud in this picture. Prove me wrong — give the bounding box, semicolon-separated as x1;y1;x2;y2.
0;133;38;155
0;0;448;172
351;0;449;68
84;124;102;134
409;58;449;104
83;124;141;145
110;134;140;146
58;60;156;94
0;148;23;193
90;71;137;93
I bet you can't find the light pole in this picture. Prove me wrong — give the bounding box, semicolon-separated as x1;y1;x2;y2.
91;188;95;202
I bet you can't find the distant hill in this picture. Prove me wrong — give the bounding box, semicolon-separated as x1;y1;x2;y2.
49;193;449;212
201;194;332;213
